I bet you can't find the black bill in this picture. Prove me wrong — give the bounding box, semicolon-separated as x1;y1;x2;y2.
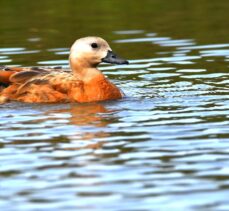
102;50;129;65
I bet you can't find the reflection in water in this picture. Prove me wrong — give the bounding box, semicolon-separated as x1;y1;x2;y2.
0;103;114;150
54;103;110;127
49;103;112;147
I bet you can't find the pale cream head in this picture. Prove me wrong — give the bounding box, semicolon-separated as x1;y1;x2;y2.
69;37;112;68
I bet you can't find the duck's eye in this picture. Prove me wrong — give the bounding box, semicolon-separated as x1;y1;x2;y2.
91;43;98;49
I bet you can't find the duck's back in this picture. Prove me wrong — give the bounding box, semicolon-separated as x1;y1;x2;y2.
0;66;79;103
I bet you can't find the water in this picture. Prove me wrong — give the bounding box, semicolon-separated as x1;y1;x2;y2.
1;0;229;210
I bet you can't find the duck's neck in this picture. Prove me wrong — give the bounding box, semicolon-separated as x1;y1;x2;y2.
69;58;123;102
70;59;103;82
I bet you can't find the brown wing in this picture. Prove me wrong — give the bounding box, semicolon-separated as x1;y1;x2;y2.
10;69;50;83
0;66;63;85
0;66;84;103
0;67;82;103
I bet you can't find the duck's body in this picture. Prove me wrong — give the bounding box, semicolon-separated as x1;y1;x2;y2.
0;66;122;103
0;37;128;103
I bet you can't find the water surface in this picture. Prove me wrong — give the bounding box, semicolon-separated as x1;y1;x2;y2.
1;0;229;210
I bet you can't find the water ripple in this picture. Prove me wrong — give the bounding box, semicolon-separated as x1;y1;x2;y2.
1;30;229;211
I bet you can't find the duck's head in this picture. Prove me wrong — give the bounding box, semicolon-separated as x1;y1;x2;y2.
69;37;128;69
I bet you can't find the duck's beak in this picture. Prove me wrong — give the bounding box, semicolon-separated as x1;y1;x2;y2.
102;50;129;65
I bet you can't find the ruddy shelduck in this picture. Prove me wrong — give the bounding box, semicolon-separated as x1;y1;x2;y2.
0;37;128;103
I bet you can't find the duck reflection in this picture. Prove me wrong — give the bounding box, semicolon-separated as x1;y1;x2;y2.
68;103;110;127
46;103;115;148
52;103;111;126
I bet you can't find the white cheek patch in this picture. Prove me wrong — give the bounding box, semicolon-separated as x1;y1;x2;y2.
71;42;90;58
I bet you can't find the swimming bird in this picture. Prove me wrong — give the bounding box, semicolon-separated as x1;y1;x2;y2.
0;37;128;103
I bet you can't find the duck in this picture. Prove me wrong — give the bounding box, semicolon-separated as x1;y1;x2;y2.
0;36;128;103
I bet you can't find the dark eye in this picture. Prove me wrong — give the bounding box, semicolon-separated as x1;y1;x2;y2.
91;43;98;48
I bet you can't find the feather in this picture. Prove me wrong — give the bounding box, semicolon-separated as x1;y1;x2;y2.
10;70;48;83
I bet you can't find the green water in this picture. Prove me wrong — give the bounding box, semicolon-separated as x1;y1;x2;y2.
1;0;229;210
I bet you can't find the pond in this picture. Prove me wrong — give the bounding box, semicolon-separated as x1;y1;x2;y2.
1;0;229;210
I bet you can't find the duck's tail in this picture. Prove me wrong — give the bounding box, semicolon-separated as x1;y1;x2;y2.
0;66;22;87
0;66;23;103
